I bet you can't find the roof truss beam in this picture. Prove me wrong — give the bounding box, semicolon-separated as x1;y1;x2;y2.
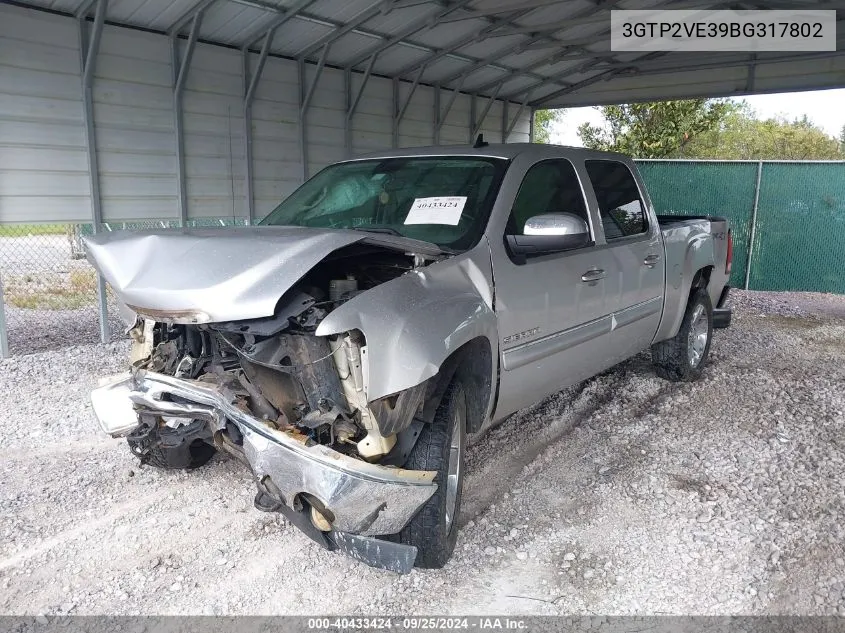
503;0;844;104
344;0;475;70
240;0;316;49
427;0;626;96
167;0;215;36
392;6;546;79
296;1;391;60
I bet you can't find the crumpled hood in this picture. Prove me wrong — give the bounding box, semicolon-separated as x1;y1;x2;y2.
83;226;437;323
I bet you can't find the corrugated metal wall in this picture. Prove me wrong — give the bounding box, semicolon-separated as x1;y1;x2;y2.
0;3;532;225
0;7;90;222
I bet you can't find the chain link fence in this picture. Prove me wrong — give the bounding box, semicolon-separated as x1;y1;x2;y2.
1;160;843;357
637;160;845;293
0;219;246;357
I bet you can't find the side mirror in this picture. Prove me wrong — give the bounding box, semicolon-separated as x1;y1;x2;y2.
506;213;592;263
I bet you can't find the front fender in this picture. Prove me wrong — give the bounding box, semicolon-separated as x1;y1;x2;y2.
315;242;497;402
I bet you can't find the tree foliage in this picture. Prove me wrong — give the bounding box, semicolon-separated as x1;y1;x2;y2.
684;103;843;160
533;109;563;144
577;100;730;158
840;124;845;154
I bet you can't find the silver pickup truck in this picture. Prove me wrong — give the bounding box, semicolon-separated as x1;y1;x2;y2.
87;143;733;573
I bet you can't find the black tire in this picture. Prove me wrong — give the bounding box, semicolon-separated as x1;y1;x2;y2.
651;289;713;382
142;441;216;470
127;420;216;470
399;380;467;569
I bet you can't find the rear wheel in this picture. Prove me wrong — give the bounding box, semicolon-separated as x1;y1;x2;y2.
398;379;466;569
651;289;713;382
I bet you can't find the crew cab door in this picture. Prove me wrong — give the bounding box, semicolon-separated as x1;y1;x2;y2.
582;159;665;362
489;157;618;418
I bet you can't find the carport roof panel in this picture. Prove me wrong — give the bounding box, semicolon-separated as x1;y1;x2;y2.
17;0;845;107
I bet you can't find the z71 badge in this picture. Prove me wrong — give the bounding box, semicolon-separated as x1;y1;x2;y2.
503;327;540;345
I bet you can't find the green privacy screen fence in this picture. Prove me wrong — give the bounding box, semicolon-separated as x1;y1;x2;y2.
636;160;845;294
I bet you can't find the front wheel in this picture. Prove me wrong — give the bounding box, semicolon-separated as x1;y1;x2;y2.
398;380;466;569
651;289;713;382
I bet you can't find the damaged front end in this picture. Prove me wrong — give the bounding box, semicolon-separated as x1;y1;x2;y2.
89;236;448;572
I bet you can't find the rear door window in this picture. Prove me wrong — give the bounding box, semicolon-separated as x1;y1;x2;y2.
584;160;648;240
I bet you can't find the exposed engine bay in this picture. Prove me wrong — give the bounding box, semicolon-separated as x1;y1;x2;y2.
125;244;440;471
85;221;495;572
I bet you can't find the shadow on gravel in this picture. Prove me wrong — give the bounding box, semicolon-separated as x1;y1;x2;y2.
458;356;668;527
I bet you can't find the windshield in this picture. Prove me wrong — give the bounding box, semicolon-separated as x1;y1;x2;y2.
260;157;507;251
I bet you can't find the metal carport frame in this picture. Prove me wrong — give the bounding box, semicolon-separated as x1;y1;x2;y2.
0;0;843;356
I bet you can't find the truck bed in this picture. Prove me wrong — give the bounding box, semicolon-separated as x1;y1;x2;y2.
657;214;729;227
653;214;731;344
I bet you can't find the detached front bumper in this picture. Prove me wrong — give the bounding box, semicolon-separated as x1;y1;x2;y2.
90;370;437;539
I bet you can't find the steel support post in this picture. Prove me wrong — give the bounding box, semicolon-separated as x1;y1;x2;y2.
469;93;476;144
505;96;530;140
471;84;502;140
242;27;274;224
744;160;764;290
298;58;307;182
0;272;9;358
394;66;424;149
345;54;376;158
501;99;508;143
344;67;352;156
433;85;440;145
172;12;202;227
528;107;536;143
299;45;329;182
434;78;466;143
78;0;109;344
392;77;400;148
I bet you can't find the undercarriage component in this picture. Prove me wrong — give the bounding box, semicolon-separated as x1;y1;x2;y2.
126;416;214;470
253;487;418;574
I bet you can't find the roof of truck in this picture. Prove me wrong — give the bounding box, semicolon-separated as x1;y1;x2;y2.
348;143;633;164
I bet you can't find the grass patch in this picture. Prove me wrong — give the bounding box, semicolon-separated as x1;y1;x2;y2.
0;224;71;237
5;269;98;310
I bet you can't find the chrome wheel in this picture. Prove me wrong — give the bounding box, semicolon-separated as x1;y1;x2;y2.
687;303;709;367
444;392;464;529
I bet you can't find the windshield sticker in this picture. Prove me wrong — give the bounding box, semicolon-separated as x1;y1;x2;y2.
404;197;467;226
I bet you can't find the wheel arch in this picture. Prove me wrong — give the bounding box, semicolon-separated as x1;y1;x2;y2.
657;260;717;342
419;336;496;435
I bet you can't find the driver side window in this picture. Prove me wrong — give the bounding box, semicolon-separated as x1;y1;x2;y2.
507;159;590;235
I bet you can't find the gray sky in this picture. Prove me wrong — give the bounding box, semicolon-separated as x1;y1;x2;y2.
552;88;845;146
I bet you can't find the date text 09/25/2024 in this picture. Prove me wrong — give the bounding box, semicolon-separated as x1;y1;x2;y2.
307;617;529;630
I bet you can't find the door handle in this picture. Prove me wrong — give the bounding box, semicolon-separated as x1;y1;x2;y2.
581;268;607;284
643;254;661;268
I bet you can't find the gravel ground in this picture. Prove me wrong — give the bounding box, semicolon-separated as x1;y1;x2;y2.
1;290;843;616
